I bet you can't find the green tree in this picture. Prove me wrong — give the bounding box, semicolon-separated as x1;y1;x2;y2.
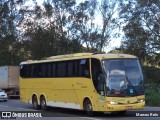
0;0;26;65
71;0;119;52
99;0;120;51
20;0;83;60
120;21;149;62
119;0;160;65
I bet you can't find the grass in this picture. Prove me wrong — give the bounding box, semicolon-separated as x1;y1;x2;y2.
145;84;160;106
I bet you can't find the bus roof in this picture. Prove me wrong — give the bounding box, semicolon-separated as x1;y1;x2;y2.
20;53;137;64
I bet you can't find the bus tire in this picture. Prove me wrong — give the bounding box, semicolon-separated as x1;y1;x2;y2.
40;96;47;111
32;95;40;110
83;99;94;116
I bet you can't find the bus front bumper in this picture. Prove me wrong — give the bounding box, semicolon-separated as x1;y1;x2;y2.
105;102;145;112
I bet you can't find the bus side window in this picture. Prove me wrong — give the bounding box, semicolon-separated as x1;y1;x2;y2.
20;64;36;78
57;62;66;77
79;59;90;78
41;64;46;77
26;65;31;77
67;61;74;77
37;63;42;77
30;64;37;78
20;64;28;78
47;63;52;77
67;60;80;77
91;58;104;94
73;60;79;77
52;63;56;77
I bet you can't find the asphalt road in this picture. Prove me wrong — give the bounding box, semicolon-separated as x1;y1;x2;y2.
0;99;160;120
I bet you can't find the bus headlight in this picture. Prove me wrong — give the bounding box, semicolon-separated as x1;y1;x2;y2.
107;101;118;105
138;99;145;103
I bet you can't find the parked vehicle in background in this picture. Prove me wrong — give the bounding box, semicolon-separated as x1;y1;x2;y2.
0;66;19;97
0;89;8;102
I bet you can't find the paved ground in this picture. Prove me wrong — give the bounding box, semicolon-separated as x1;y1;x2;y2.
0;99;159;120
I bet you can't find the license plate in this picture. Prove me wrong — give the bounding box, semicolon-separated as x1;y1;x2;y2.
126;106;132;110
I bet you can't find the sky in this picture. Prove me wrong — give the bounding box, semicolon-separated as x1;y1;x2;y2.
25;0;121;53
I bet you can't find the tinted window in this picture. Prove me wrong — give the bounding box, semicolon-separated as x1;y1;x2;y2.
20;64;28;77
67;62;74;77
47;63;52;77
20;59;90;78
79;59;90;77
42;64;47;77
57;62;66;77
52;63;56;77
73;61;79;76
31;64;38;77
91;58;104;94
37;64;42;77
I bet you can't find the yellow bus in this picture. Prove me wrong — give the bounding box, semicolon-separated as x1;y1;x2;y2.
19;53;145;115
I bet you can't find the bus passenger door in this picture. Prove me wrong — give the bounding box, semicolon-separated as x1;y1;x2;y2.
91;58;106;111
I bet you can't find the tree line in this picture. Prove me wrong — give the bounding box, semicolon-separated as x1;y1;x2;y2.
0;0;159;68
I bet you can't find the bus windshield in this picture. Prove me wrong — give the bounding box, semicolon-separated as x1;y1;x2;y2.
103;59;144;97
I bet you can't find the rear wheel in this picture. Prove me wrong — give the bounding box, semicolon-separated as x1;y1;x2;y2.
32;95;40;110
84;99;94;116
40;96;47;111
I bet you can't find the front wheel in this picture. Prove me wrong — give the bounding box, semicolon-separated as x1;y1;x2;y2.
84;99;94;116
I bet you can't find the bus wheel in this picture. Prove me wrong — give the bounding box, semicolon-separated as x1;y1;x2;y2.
32;95;40;110
84;99;93;116
40;96;47;111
